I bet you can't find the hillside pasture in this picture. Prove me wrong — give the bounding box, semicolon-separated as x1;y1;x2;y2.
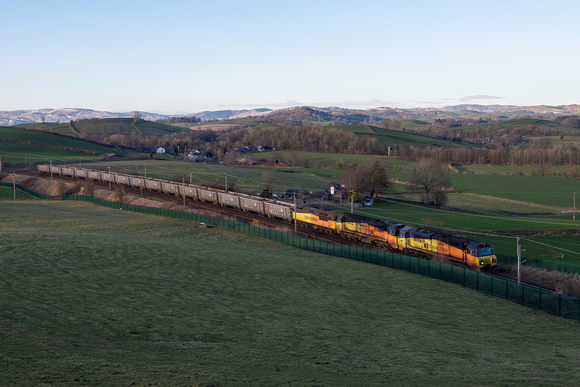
0;127;119;155
1;201;580;385
16;118;187;136
0;144;103;164
458;118;579;135
369;126;480;148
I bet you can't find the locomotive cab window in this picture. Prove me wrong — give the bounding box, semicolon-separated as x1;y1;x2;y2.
468;248;476;256
477;247;494;257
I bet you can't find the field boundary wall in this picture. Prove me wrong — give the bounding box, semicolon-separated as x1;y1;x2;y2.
56;194;580;320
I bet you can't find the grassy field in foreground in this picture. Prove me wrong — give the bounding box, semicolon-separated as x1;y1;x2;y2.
1;201;580;385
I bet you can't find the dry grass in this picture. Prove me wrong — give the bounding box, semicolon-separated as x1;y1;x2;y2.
0;173;79;196
495;265;580;296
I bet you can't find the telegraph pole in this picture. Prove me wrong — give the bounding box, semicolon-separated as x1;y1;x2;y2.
350;190;354;214
13;173;16;201
108;165;111;191
50;158;53;181
574;192;576;221
225;175;228;192
517;237;522;283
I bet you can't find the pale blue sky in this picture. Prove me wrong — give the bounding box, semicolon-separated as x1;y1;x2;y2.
1;0;579;113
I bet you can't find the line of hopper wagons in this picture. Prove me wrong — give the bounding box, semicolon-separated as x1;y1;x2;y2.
38;164;295;222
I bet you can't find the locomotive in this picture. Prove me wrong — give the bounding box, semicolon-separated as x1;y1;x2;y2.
295;210;497;270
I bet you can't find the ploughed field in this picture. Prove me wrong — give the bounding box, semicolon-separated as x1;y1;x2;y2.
1;201;580;385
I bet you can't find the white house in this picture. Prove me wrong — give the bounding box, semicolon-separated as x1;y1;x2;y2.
156;147;166;154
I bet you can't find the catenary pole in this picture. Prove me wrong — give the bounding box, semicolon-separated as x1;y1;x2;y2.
294;192;297;233
182;176;186;207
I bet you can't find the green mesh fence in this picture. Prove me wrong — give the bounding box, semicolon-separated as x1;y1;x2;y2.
23;194;576;320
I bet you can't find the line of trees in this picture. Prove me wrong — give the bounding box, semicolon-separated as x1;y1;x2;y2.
337;158;452;206
395;144;580;166
219;124;384;155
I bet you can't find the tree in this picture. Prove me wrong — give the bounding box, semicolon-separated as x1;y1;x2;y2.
262;170;275;192
339;165;372;197
367;158;390;197
409;159;451;206
114;185;126;203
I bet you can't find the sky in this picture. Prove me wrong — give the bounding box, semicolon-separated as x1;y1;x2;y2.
1;0;579;114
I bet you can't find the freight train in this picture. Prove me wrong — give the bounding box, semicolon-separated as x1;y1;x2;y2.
38;164;497;270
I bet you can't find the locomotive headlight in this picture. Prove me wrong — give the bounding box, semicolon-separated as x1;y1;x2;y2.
479;260;484;266
492;258;497;263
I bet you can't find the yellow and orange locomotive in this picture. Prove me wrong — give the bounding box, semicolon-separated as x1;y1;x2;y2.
295;210;497;270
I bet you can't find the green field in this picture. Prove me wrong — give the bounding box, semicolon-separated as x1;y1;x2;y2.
85;159;335;194
0;186;34;200
455;163;577;176
459;118;580;134
16;118;187;136
327;124;478;148
0;127;122;164
1;201;580;385
388;170;579;211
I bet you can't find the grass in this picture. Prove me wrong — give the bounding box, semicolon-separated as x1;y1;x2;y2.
1;201;580;385
0;127;121;163
19;118;187;137
0;186;34;200
456;163;577;176
84;159;335;194
390;170;579;210
0;143;102;164
369;126;480;148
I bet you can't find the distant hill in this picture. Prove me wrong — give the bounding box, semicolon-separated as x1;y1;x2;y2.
191;108;272;121
2;104;579;127
0;108;169;126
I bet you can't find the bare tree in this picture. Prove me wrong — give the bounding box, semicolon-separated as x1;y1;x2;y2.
409;159;451;205
114;185;126;203
262;170;275;192
339;165;372;197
